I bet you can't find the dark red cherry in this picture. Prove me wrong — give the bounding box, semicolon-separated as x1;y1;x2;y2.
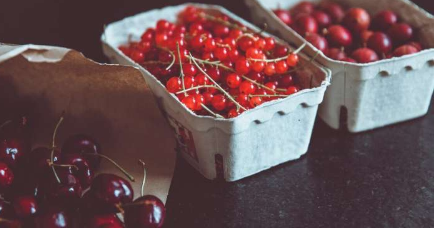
326;48;346;61
61;134;102;171
13;195;38;218
351;48;379;63
320;2;345;23
79;190;112;215
407;41;422;51
373;10;398;31
82;214;124;228
312;11;332;29
273;9;292;25
124;195;166;228
293;14;318;36
43;168;83;209
91;174;134;211
326;25;353;48
305;33;328;53
387;23;413;45
343;8;371;33
0;137;27;169
367;32;392;55
292;1;315;16
0;162;14;193
27;147;60;179
393;44;419;57
35;207;72;228
61;153;93;189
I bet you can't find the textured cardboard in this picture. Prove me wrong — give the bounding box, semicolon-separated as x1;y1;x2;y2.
245;0;434;132
101;4;331;181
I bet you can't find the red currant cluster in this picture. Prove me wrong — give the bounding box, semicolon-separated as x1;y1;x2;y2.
119;6;307;119
0;116;165;228
274;1;423;63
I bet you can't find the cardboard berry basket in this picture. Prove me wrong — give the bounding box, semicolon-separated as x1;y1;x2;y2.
245;0;434;132
101;4;331;181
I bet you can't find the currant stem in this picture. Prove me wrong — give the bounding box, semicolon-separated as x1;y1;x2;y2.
235;33;258;42
201;104;224;118
175;85;218;94
0;120;12;131
185;55;232;72
189;53;247;112
51;112;65;184
240;76;276;93
176;42;187;96
157;46;176;71
85;153;135;182
293;42;307;54
138;159;146;197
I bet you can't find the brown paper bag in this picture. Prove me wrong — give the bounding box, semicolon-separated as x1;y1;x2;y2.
0;44;176;203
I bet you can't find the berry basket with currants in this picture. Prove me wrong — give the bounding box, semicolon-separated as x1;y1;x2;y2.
246;0;434;132
0;116;165;228
102;4;331;181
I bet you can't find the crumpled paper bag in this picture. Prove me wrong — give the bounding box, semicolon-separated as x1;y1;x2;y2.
0;44;176;203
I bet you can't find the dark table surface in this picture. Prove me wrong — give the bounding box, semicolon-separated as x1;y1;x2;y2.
2;0;434;227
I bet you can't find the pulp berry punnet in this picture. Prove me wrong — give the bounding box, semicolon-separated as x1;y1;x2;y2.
0;114;166;227
272;1;425;63
119;6;309;118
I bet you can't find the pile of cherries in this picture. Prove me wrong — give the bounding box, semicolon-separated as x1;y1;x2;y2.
273;1;424;63
119;6;309;119
0;116;165;228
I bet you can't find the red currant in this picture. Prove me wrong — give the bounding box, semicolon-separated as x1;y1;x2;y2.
286;53;299;67
239;81;256;95
212;94;227;111
235;58;251;75
166;77;181;93
226;73;241;88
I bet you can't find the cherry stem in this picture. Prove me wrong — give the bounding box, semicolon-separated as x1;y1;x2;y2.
85;153;135;182
47;160;79;171
0;120;12;131
138;159;146;197
199;12;248;32
0;218;20;227
175;85;217;94
115;204;125;215
51;112;65;184
201;104;224;118
176;42;187;96
189;53;247;112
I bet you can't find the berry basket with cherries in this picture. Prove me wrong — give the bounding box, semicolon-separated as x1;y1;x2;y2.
245;0;434;132
102;4;331;181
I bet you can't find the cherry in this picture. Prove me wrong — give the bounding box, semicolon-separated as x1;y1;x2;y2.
326;25;353;48
13;195;38;218
305;33;328;53
27;147;60;179
293;14;318;36
351;48;379;63
0;162;14;193
360;30;374;45
124;195;165;228
388;23;413;45
43;168;83;209
367;32;392;55
343;8;371;33
292;2;315;16
62;134;102;171
61;153;93;189
312;11;332;29
35;207;72;228
226;73;241;89
407;41;422;51
320;2;345;23
373;10;398;31
82;214;124;228
327;48;346;61
235;58;251;75
393;44;419;57
341;57;357;63
0;137;27;169
90;174;134;211
273;9;292;25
